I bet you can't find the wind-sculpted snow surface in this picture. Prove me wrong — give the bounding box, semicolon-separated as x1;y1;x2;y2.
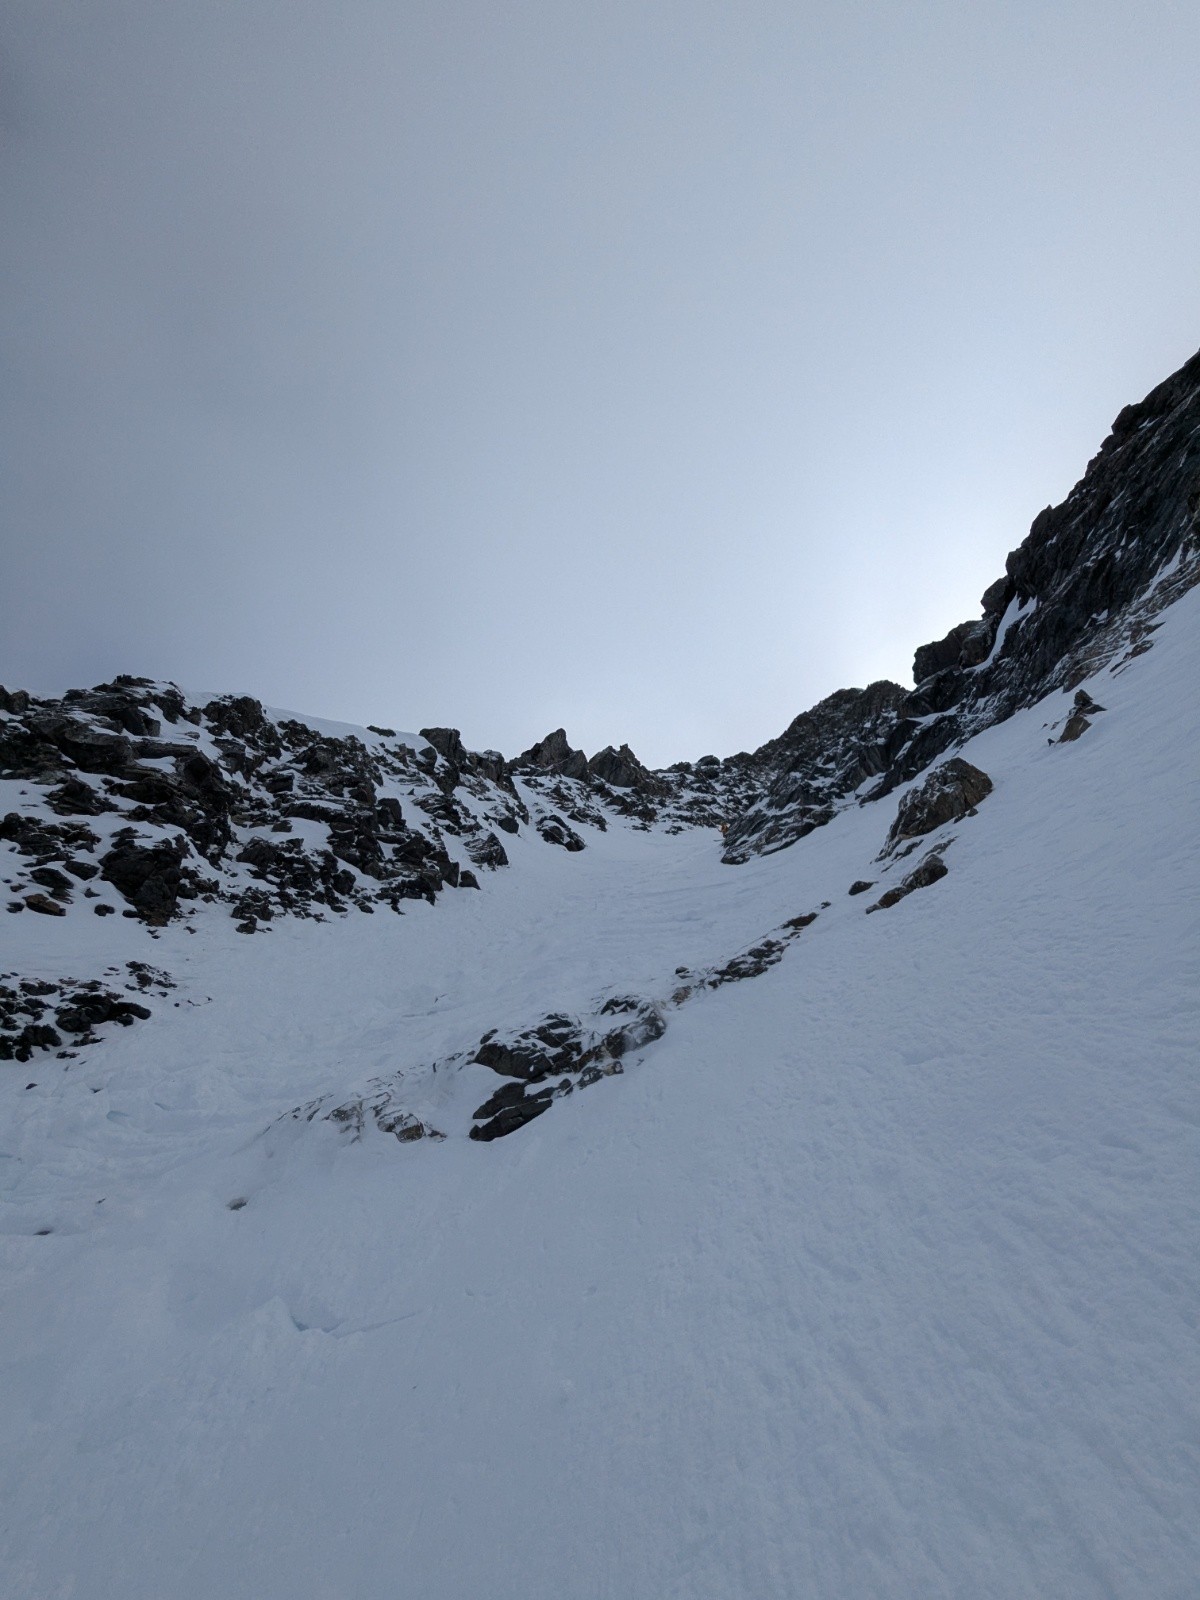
1;351;1199;1598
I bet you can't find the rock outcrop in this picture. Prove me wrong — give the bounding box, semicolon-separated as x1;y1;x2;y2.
0;681;533;929
3;349;1198;943
876;347;1200;792
514;728;590;782
884;759;993;854
711;347;1200;860
588;742;653;790
865;852;949;913
1056;689;1107;745
293;906;824;1144
0;964;167;1063
721;682;909;864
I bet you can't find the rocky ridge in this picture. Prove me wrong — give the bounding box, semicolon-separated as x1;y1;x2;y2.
3;346;1198;1089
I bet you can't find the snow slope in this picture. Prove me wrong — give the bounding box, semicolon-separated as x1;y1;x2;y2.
1;588;1198;1598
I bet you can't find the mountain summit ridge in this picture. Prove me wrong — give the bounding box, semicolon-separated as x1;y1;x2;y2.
3;347;1197;917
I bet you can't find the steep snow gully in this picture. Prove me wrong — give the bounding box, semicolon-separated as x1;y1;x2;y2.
2;352;1199;1598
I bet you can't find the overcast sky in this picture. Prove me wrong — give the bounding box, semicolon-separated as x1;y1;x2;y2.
3;1;1198;764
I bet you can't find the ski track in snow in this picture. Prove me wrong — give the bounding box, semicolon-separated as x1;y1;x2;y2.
1;589;1198;1598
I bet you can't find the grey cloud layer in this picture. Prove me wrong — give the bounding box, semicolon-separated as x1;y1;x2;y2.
3;0;1198;763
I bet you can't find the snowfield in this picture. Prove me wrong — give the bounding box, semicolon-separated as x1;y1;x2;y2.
1;587;1198;1599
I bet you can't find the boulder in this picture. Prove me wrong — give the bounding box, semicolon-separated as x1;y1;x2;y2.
913;620;994;684
73;691;161;738
468;832;509;870
38;716;133;774
980;575;1014;616
0;722;66;780
708;939;787;987
536;815;586;852
886;759;993;850
866;852;949;912
23;893;66;917
28;866;73;900
598;1000;665;1058
100;836;187;923
1057;688;1106;745
474;1012;588;1083
470;1087;555;1141
45;777;111;816
56;995;151;1033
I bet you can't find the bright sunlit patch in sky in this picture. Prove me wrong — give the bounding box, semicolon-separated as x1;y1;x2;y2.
2;0;1198;763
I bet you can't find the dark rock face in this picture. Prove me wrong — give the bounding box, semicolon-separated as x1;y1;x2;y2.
298;997;672;1147
466;998;669;1139
721;682;908;864
596;997;668;1057
29;866;73;900
419;727;466;765
314;1095;444;1144
203;695;266;740
515;728;591;782
101;836;188;923
46;777;112;816
707;940;787;985
56;995;151;1033
468;832;509;871
535;814;586;852
701;347;1200;862
881;347;1200;792
885;759;993;852
33;716;133;775
912;620;993;683
1;813;106;914
589;743;652;789
295;905;829;1148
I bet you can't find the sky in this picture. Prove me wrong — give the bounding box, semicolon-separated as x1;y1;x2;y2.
2;1;1198;766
